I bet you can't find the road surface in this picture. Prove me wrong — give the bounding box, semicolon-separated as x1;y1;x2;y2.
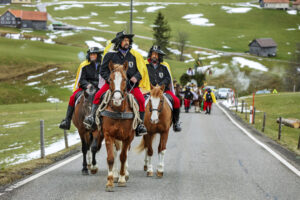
1;104;299;200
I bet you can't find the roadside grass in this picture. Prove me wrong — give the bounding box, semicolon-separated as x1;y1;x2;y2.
0;102;78;168
233;92;300;155
0;143;81;186
0;37;83;80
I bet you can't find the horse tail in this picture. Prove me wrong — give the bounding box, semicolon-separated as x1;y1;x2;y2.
135;136;146;153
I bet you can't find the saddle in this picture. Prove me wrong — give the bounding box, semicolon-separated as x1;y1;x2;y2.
74;90;84;107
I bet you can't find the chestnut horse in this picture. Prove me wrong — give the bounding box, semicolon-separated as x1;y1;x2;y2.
136;85;172;178
100;61;135;192
72;86;103;175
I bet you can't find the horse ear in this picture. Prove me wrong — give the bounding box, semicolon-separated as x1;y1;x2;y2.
150;84;154;90
109;60;114;71
160;84;165;91
123;61;128;71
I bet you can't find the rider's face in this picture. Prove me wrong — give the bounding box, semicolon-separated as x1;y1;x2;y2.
151;52;159;60
121;37;130;49
89;53;97;61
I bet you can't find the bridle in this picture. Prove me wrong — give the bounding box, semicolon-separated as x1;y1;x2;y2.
149;94;165;113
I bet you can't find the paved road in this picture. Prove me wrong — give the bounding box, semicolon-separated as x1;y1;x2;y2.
1;105;299;200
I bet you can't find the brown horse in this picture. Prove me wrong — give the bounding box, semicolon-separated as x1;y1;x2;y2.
100;61;135;192
136;85;172;178
72;86;103;175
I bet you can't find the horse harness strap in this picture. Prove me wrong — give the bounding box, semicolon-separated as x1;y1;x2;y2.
100;110;134;119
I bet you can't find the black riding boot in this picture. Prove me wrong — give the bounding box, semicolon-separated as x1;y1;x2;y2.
136;112;147;136
59;105;74;130
172;108;182;132
83;104;99;130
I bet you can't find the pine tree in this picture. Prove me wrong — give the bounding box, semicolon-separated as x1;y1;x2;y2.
152;11;171;55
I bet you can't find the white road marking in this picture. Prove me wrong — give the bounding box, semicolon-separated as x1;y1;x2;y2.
1;153;82;196
216;103;300;177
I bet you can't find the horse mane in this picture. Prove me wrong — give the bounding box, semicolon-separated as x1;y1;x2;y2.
150;85;163;98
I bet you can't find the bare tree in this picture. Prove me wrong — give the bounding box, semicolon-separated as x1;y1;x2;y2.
177;31;188;61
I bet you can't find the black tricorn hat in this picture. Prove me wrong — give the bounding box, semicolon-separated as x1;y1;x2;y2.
111;31;134;43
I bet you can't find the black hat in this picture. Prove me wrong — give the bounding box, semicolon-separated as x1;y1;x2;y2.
111;31;134;43
87;47;103;54
149;45;166;56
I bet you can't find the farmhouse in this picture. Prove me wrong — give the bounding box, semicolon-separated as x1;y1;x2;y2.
259;0;290;9
293;0;300;10
0;9;47;30
248;38;277;57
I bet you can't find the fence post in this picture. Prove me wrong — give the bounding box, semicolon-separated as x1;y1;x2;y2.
241;100;244;114
262;112;266;132
278;117;282;140
253;107;256;124
245;103;247;121
64;129;69;149
298;134;300;150
40;120;45;158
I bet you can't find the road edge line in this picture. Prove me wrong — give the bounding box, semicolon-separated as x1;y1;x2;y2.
1;153;82;196
216;103;300;177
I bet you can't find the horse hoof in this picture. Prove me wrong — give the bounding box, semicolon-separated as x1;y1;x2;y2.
113;177;119;183
118;182;126;187
125;176;129;181
147;171;153;177
90;168;98;174
105;186;114;192
144;165;147;171
156;171;163;178
82;169;89;175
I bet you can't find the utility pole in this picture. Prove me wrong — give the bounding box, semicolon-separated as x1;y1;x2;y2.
130;0;133;34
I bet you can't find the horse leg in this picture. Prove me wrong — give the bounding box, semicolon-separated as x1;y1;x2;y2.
81;139;89;175
118;140;130;187
105;135;115;192
112;143;119;183
146;134;155;177
87;132;93;170
90;136;98;174
157;132;169;178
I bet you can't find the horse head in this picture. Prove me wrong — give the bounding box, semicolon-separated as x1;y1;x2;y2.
109;61;128;107
149;84;165;124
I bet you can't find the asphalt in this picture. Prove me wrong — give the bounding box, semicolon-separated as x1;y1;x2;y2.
1;105;299;200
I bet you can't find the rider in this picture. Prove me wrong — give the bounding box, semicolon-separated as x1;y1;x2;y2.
84;31;151;136
59;47;104;130
203;88;217;114
184;87;193;113
145;45;182;132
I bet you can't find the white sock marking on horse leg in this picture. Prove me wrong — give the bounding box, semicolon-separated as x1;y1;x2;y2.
157;150;166;172
87;149;92;166
125;149;129;177
112;145;119;179
144;148;148;167
147;155;153;173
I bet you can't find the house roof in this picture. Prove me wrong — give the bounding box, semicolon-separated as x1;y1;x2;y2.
262;0;289;3
249;38;277;48
293;0;300;5
8;9;47;21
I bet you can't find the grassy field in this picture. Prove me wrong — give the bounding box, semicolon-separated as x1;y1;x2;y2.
0;102;78;168
44;0;300;60
233;93;300;155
